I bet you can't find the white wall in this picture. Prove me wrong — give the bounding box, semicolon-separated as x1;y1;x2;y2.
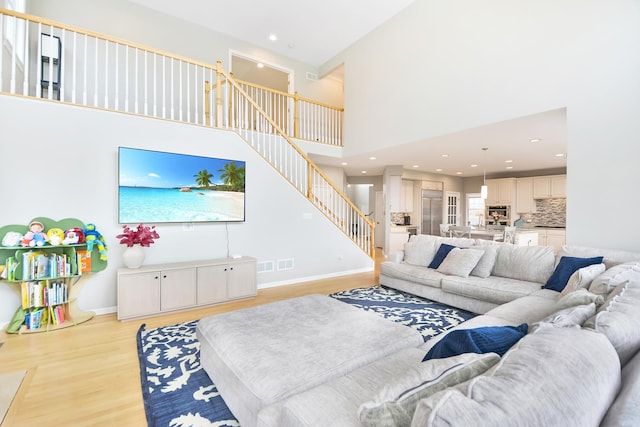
0;96;371;324
327;0;640;252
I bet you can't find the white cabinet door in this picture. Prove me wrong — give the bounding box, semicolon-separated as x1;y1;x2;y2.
486;178;516;206
227;261;258;299
551;175;567;197
160;268;197;311
196;265;228;305
516;178;535;213
117;271;161;320
401;180;414;212
533;175;566;198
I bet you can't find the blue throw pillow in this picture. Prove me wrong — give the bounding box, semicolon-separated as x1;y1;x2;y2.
423;323;528;361
428;244;457;269
544;256;604;292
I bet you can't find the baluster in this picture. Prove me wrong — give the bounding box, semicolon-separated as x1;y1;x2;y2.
71;31;77;103
170;58;174;119
134;48;138;113
104;39;108;107
0;13;4;92
125;45;129;112
143;50;148;115
186;62;191;123
179;60;183;121
93;36;98;106
114;42;119;110
152;53;157;117
162;55;166;118
22;18;29;96
82;33;87;105
9;16;17;94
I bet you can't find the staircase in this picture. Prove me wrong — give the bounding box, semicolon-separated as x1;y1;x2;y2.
0;8;374;258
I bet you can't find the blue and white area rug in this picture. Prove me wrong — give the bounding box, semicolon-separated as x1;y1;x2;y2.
136;285;476;426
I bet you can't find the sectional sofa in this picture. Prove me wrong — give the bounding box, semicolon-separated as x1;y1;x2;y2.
197;234;640;426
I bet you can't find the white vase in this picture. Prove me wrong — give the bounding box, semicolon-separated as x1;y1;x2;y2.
122;245;145;269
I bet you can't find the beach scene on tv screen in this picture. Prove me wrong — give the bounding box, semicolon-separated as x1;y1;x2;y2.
119;147;246;223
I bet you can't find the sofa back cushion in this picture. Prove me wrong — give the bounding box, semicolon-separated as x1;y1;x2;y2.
558;245;640;269
412;326;621;427
589;261;640;296
584;266;640;366
404;235;476;267
491;244;555;284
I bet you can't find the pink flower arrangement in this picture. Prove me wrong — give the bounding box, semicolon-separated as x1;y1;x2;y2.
116;223;160;247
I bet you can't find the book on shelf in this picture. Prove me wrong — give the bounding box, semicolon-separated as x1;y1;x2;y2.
76;250;91;274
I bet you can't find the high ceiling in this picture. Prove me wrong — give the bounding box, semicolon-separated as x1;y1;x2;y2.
128;0;566;178
127;0;415;67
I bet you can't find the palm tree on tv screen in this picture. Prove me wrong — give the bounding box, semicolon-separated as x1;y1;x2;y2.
194;169;214;188
219;162;245;192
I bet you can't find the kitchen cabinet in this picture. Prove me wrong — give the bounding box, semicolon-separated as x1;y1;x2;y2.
389;227;410;252
486;178;516;206
401;180;414;212
117;256;256;320
516;178;536;214
533;175;567;198
537;229;566;254
514;231;538;246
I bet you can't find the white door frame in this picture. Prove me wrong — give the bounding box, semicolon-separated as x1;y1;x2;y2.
229;50;295;134
445;191;461;226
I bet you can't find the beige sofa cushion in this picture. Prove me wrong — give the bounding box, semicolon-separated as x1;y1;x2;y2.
436;248;485;278
589;261;640;296
441;275;542;305
412;326;621;427
561;263;606;296
492;244;555;284
585;269;640;365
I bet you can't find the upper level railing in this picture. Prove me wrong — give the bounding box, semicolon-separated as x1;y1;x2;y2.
0;8;373;257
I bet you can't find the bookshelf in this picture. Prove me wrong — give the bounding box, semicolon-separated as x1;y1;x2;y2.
0;217;107;334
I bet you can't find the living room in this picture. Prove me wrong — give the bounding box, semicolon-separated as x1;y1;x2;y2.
1;0;640;425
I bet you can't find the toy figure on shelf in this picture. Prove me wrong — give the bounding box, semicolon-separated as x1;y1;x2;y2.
62;228;85;245
84;223;108;260
20;221;48;247
46;228;65;246
2;231;23;247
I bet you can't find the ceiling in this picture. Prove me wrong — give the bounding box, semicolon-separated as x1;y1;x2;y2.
309;108;567;178
127;0;415;67
127;0;567;179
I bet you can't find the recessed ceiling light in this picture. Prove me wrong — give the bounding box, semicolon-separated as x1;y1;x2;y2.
412;165;419;168
505;160;513;163
369;156;376;160
341;162;348;165
555;153;565;157
436;168;443;172
361;170;367;174
269;34;277;41
506;166;513;170
471;164;478;168
456;172;462;175
257;63;264;68
530;138;541;143
441;154;449;158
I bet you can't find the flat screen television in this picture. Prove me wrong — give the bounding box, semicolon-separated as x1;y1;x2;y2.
118;147;246;224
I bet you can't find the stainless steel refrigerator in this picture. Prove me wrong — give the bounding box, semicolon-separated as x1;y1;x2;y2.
421;189;443;235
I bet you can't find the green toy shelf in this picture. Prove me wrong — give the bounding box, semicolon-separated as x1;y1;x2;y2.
0;217;108;334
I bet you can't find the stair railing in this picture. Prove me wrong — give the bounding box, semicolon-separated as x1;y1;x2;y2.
0;8;373;257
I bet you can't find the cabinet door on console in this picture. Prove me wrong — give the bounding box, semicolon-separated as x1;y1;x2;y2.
160;268;197;311
118;272;161;319
227;261;257;299
196;265;228;305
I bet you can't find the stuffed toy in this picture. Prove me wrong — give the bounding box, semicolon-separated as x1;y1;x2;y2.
62;228;85;245
47;228;65;246
2;231;23;247
21;221;48;247
84;223;108;260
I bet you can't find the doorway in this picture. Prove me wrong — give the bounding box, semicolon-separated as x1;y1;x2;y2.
230;52;294;134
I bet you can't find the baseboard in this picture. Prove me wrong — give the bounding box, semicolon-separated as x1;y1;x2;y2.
258;266;373;289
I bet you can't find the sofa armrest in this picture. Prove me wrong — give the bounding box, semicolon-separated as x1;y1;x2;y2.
387;250;405;264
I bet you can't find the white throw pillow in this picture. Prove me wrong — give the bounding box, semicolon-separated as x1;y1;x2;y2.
436;248;485;278
358;352;499;427
536;303;597;328
561;263;606;296
555;288;605;310
471;245;499;278
589;262;640;296
586;275;640;365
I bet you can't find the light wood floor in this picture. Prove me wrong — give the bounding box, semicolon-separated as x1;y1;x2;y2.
0;249;383;426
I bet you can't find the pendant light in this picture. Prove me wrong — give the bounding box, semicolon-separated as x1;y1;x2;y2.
480;147;488;199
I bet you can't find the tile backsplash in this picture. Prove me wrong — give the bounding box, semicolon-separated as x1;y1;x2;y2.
530;198;566;227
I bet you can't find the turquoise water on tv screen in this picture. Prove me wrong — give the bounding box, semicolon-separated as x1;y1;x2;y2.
119;187;245;223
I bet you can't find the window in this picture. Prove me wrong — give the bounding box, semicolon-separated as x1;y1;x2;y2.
467;193;485;227
446;192;460;226
3;0;27;64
